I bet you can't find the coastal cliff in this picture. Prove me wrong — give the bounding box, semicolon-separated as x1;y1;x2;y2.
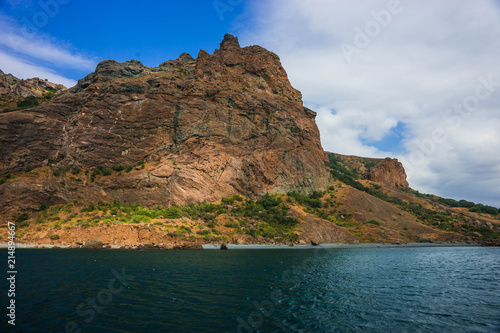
0;34;330;216
0;35;498;248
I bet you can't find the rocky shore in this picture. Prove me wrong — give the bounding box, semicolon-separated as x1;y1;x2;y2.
1;241;483;251
0;240;204;250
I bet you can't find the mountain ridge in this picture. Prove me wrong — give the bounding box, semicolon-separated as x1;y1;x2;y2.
0;34;498;247
0;69;66;112
0;34;329;215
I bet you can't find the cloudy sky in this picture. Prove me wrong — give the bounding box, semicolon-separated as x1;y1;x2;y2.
1;0;499;206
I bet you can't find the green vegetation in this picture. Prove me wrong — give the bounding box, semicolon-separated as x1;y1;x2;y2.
17;96;39;109
328;153;364;190
22;193;304;243
287;191;323;208
418;237;432;243
10;152;499;245
15;212;30;223
327;152;500;242
39;202;50;211
53;166;70;177
91;166;113;181
112;165;126;172
1;89;56;113
362;159;378;170
436;197;499;215
224;221;239;228
0;173;12;185
221;194;243;205
42;90;56;100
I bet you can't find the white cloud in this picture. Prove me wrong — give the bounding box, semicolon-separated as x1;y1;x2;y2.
0;50;76;87
240;0;500;206
0;30;95;71
0;13;95;86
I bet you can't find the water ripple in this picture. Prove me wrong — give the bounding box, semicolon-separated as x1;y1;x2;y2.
1;247;499;332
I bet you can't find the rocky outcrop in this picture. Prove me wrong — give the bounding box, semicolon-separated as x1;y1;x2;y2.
0;70;66;111
365;157;409;189
0;70;66;99
83;238;103;249
0;34;330;215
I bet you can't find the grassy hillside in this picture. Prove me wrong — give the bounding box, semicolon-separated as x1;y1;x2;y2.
327;152;500;245
2;154;499;247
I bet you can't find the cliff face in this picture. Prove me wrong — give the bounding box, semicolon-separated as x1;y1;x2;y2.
365;158;409;189
0;34;330;213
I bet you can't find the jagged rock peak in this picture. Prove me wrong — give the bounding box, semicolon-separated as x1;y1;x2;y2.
0;34;329;212
176;52;195;63
220;33;240;50
94;59;146;77
0;71;65;100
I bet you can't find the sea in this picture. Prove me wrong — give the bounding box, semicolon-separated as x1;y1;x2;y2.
1;246;499;332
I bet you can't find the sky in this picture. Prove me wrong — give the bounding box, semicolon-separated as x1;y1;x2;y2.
1;0;499;207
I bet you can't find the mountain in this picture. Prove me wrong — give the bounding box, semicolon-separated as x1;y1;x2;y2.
0;34;329;216
0;70;66;111
0;35;498;248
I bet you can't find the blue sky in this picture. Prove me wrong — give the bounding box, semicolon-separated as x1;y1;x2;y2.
0;0;248;83
1;0;500;207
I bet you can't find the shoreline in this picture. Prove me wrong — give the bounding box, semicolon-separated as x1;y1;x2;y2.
0;242;488;250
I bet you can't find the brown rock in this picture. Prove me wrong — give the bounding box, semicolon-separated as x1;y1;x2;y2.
138;244;161;251
0;70;66;111
83;238;103;249
173;244;203;250
365;158;409;189
0;34;330;215
150;165;174;178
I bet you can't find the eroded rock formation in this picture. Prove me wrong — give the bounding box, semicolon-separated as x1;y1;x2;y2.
0;34;330;214
365;157;409;189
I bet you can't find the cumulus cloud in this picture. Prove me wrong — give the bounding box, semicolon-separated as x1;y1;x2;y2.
0;13;95;86
240;0;500;206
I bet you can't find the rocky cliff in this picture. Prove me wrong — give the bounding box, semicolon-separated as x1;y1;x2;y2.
365;158;409;189
0;34;330;215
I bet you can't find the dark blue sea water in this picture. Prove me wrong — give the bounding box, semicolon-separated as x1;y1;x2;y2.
1;246;499;333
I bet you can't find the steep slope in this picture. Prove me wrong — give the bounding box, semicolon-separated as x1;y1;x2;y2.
9;154;498;248
0;34;330;217
1;35;497;248
327;152;500;245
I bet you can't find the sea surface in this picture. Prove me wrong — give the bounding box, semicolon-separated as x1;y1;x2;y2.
1;246;499;332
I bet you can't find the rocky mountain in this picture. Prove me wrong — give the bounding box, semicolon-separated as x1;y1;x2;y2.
0;34;498;248
332;154;408;189
365;158;409;189
0;34;330;217
0;70;66;111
